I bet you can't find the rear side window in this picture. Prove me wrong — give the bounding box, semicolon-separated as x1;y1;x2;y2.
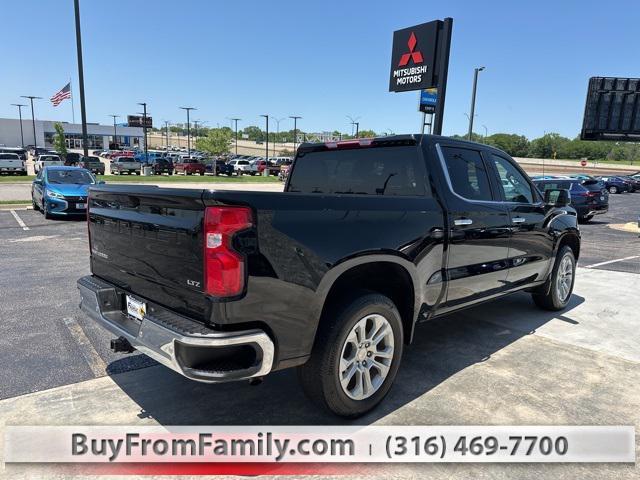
491;154;534;203
441;146;492;201
288;146;426;196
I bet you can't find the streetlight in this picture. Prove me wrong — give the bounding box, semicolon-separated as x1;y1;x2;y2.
11;104;27;148
260;115;269;173
467;66;485;140
137;102;148;159
73;0;89;156
162;120;170;150
193;120;206;144
346;115;360;137
354;122;360;137
230;118;241;155
180;107;196;157
108;115;119;149
20;96;41;151
289;116;301;154
482;124;488;142
271;117;284;156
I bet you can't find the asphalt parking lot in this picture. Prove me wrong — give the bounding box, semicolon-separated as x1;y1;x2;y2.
0;193;639;478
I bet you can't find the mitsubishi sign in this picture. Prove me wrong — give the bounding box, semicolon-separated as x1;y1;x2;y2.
389;21;440;92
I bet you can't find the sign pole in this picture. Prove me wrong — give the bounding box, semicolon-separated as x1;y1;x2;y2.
420;111;427;135
432;17;453;136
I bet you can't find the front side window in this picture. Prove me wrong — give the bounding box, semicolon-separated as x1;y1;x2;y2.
441;146;492;201
288;146;426;196
491;154;534;203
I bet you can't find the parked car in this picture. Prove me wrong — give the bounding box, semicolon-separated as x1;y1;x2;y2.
78;156;105;175
34;154;63;173
0;147;27;160
174;157;206;175
0;153;27;175
228;158;253;175
618;175;640;192
64;152;81;166
151;158;174;175
78;134;580;417
205;159;234;176
597;176;630;194
110;157;141;175
32;166;101;219
533;178;608;222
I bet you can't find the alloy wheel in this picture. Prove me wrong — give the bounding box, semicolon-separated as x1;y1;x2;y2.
338;314;395;400
555;254;573;303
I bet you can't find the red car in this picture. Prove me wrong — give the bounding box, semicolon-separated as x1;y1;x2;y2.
174;158;205;175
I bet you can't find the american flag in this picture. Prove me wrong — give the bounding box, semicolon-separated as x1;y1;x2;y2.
50;82;72;107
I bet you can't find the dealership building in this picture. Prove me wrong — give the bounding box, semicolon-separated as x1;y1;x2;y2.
0;118;144;150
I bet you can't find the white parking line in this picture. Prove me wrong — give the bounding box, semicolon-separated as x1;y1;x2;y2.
62;317;107;377
583;255;640;269
9;210;29;231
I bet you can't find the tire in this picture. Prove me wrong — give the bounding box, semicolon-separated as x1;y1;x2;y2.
297;292;404;418
532;245;576;311
136;171;140;175
43;202;52;220
32;195;40;211
608;186;618;194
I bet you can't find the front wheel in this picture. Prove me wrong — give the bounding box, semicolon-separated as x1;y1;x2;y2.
532;245;576;311
297;292;403;417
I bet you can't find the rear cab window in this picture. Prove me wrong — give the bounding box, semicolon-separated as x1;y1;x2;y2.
439;146;493;201
287;145;427;196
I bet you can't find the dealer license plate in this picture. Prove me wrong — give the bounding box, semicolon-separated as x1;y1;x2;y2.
126;295;147;321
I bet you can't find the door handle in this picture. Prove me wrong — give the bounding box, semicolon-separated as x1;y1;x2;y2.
512;217;526;224
454;218;473;226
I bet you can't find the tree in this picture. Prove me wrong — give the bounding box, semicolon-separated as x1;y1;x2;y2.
357;129;377;138
528;133;569;159
53;122;68;157
485;133;529;157
195;128;232;155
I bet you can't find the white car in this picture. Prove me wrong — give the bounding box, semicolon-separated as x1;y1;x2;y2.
34;155;63;173
0;153;26;175
228;159;253;175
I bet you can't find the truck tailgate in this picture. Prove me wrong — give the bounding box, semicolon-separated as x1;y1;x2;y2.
88;185;208;321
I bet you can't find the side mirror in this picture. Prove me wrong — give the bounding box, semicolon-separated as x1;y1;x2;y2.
544;188;571;207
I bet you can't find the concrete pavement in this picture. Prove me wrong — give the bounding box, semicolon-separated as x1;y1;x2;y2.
1;267;638;479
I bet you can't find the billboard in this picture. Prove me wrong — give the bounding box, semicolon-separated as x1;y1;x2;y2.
580;77;640;141
127;115;153;128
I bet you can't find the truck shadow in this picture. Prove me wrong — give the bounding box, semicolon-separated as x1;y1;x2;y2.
109;292;585;426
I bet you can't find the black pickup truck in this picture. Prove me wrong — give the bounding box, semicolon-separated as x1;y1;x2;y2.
78;135;580;417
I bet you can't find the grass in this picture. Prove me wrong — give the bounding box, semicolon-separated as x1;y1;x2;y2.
0;200;30;205
0;174;280;184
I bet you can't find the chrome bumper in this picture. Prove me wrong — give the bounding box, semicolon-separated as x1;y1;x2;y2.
77;275;274;383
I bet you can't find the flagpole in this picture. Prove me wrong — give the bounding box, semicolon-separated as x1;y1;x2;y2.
69;77;76;124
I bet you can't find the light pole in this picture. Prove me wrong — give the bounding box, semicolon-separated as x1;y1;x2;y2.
11;103;27;148
260;115;269;172
482;124;488;142
137;102;148;158
467;66;485;140
347;115;360;137
73;0;89;156
230;118;241;155
354;122;360;137
271;117;284;156
108;115;119;148
289;116;301;154
20;96;41;150
180;107;196;157
163;120;170;150
193;120;206;145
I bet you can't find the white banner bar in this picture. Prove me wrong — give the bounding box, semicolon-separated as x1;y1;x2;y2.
4;426;635;463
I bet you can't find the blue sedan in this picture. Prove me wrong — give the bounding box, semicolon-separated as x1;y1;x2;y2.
31;166;103;219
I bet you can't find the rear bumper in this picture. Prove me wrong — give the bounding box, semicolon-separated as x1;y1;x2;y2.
77;275;274;383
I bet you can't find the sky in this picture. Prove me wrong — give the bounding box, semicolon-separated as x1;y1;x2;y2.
1;0;639;139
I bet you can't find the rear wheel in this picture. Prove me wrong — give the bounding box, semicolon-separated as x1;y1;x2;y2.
532;245;575;311
608;186;618;194
298;292;403;417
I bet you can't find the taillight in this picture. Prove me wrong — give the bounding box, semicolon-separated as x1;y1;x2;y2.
203;206;253;297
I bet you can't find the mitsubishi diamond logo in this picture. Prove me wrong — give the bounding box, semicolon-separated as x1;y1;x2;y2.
398;32;423;67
